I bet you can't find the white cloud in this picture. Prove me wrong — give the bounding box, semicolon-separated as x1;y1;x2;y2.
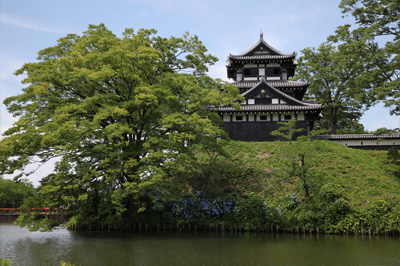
0;12;68;34
208;64;228;81
0;53;26;81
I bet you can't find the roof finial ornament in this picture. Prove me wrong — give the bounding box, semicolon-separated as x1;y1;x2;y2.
260;30;263;39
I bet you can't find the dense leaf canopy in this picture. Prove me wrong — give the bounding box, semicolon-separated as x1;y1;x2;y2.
1;24;241;226
339;0;400;115
296;0;399;133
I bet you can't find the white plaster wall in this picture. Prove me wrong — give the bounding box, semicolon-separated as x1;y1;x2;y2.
244;77;258;81
223;114;230;122
297;113;305;121
334;139;400;146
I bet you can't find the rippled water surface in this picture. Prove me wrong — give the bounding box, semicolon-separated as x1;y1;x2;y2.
0;223;399;266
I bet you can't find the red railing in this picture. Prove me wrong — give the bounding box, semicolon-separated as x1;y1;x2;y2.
0;207;68;214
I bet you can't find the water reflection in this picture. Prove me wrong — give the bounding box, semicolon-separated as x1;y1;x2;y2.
0;223;398;266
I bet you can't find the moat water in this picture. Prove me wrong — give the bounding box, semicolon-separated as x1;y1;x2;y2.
0;223;399;266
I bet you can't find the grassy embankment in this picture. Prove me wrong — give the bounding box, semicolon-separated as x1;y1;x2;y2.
174;140;400;234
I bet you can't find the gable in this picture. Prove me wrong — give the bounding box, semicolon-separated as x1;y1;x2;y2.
242;81;305;106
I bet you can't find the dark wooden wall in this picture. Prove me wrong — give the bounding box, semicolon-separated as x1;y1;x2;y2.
223;121;308;141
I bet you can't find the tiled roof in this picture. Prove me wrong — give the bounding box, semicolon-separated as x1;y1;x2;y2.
233;80;309;89
230;54;295;60
313;134;400;140
212;104;323;112
211;80;322;113
238;32;294;57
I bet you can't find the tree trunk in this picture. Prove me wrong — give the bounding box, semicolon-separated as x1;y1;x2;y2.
303;183;310;198
329;105;338;135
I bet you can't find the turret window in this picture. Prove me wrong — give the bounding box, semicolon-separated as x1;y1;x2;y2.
244;68;258;76
266;67;281;77
284;115;292;121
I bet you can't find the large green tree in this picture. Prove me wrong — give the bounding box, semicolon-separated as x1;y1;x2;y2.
0;24;241;229
295;35;377;134
296;0;399;134
339;0;400;115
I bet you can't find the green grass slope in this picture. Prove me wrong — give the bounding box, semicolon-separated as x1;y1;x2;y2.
227;140;400;204
192;140;400;233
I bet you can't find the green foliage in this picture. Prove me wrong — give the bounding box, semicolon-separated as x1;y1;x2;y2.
270;119;304;142
339;0;400;115
0;24;242;231
387;146;400;160
270;124;321;198
372;127;400;135
0;258;12;266
61;261;77;266
296;0;399;132
0;177;35;208
296;39;376;134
